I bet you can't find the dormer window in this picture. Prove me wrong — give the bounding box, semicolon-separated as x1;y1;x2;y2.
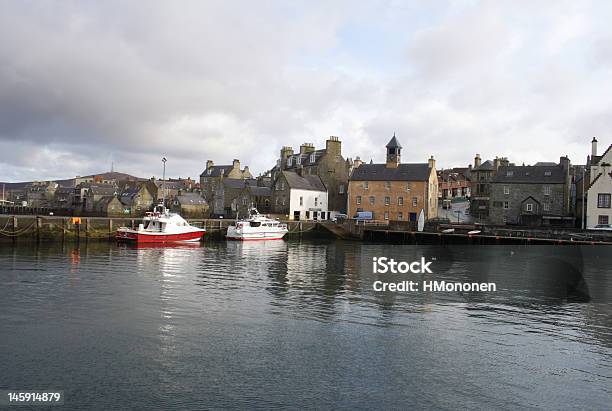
287;157;293;166
506;171;514;177
310;153;316;163
296;156;301;165
207;169;212;175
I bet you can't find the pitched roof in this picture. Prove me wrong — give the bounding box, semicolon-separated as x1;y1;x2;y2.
592;144;612;165
473;160;495;171
285;149;326;168
88;185;118;196
491;165;566;184
95;196;121;208
246;186;272;197
200;165;234;177
386;135;402;149
282;171;326;191
350;163;430;181
223;179;257;189
175;193;208;205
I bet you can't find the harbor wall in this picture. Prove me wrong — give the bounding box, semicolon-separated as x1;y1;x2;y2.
0;215;319;243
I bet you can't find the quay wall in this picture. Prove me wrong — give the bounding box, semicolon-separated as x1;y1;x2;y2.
0;215;319;243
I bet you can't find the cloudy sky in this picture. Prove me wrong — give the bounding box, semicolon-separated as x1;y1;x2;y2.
1;0;611;182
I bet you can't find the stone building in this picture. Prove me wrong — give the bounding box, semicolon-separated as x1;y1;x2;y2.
93;196;125;217
347;135;438;222
488;157;573;226
82;184;119;212
119;181;158;216
271;169;328;220
199;159;253;204
273;136;350;215
234;185;272;217
470;155;510;221
171;193;209;218
585;138;612;228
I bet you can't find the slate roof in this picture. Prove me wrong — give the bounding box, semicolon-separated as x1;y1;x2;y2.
200;165;234;177
473;160;495;171
282;171;326;191
175;193;208;205
491;165;566;184
592;144;612;165
223;179;257;189
246;186;272;197
386;135;402;149
95;196;121;208
285;149;326;168
350;163;431;181
88;185;118;196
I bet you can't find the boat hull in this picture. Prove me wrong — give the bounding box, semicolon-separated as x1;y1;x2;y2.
226;229;287;241
116;229;205;243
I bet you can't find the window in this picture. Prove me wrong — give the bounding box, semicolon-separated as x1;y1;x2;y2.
543;185;551;196
385;181;391;189
598;193;611;208
369;196;375;205
526;203;533;212
300;196;303;206
406;183;411;192
544;171;551;176
287;157;292;166
503;186;510;195
242;198;248;206
384;211;389;220
599;215;609;225
398;212;403;220
339;184;345;194
363;181;369;189
503;201;509;209
506;171;514;177
543;203;550;212
412;197;418;206
296;156;301;165
356;196;362;205
314;197;318;207
310;153;316;163
385;196;390;206
398;197;404;205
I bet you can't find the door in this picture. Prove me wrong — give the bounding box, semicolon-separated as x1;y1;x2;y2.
293;211;300;221
409;212;417;222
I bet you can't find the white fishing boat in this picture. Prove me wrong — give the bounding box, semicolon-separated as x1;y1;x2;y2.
226;208;288;241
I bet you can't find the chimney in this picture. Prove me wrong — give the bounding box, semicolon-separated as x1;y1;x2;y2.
232;159;240;170
560;155;570;172
300;142;315;155
592;137;598;157
206;160;213;170
428;155;436;170
280;146;294;169
474;154;481;168
326;136;341;156
493;157;500;169
353;156;363;169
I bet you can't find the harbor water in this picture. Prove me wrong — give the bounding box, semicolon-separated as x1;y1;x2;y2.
0;240;610;409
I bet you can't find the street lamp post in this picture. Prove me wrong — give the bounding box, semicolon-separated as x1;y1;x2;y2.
582;167;585;230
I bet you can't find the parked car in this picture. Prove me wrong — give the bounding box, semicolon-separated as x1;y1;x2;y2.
332;213;348;223
588;224;612;231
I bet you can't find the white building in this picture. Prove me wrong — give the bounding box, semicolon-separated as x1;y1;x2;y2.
586;138;612;228
271;169;329;221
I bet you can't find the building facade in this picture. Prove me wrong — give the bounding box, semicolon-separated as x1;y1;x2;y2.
347;136;438;222
488;157;573;226
274;136;350;215
271;169;328;220
470;155;510;221
586;138;612;228
199;159;253;204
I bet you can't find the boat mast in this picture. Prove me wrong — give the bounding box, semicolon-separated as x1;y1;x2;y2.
161;157;167;209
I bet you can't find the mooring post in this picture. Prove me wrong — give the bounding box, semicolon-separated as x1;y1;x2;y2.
109;219;113;239
36;216;41;241
85;218;89;238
